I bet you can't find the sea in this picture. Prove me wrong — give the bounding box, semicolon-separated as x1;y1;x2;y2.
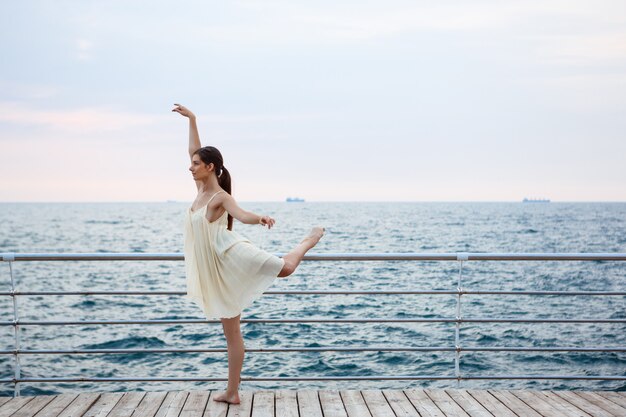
0;202;625;396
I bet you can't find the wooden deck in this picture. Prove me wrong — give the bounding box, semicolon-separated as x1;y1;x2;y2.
1;389;625;417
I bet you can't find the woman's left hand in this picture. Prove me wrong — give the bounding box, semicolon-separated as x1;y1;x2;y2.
172;103;196;120
259;216;275;229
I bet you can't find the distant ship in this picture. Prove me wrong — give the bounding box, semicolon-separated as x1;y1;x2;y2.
286;197;305;202
522;198;550;203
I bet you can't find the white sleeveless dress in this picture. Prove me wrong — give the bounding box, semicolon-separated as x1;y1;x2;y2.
183;191;285;319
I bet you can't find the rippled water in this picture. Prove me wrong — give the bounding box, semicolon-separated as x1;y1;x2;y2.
0;202;625;396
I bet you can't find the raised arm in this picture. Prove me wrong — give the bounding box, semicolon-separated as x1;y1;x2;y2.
172;104;201;159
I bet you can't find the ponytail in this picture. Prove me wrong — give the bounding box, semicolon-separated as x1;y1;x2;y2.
218;166;233;230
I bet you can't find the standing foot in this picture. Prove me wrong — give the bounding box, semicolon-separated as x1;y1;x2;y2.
213;391;240;404
213;377;241;404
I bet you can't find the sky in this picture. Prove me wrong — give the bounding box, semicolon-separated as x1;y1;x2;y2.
1;0;625;202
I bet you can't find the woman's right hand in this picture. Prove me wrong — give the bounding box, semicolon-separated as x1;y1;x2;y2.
172;103;195;120
259;215;276;229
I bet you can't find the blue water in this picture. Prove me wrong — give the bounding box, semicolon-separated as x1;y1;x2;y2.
0;202;625;396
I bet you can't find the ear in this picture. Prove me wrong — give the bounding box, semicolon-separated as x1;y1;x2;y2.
207;162;215;171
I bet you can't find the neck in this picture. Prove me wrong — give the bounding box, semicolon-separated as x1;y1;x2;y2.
198;176;220;193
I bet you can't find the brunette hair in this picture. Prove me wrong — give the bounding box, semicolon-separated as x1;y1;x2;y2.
193;146;233;230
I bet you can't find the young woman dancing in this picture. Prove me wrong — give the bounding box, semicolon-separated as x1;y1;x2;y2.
173;104;324;404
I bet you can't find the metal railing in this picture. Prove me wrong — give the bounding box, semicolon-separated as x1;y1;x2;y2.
2;252;626;397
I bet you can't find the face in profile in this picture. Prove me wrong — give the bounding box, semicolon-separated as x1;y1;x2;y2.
189;154;215;181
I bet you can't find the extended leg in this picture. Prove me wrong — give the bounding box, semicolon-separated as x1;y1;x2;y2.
278;227;324;277
213;314;243;404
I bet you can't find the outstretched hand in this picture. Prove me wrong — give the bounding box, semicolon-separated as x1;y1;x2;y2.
259;216;276;229
172;103;195;119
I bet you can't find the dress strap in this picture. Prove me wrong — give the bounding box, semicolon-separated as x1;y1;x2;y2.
207;190;225;205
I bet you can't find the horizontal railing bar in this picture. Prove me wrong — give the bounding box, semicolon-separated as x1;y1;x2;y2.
3;252;626;262
1;346;624;355
462;375;626;380
0;347;455;354
2;376;456;383
1;318;624;326
460;318;626;323
3;290;625;296
0;318;453;325
1;375;624;383
310;253;626;261
462;347;626;352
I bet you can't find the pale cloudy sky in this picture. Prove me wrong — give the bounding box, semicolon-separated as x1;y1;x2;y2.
1;0;625;202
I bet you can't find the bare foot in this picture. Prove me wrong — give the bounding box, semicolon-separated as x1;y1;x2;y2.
301;227;325;247
213;391;240;404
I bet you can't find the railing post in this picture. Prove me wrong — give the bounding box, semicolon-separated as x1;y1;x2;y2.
455;253;468;388
3;253;21;397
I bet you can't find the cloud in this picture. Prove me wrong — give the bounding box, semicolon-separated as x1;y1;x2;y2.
525;33;626;65
0;102;158;133
0;82;60;100
199;112;324;124
207;1;626;44
75;38;94;61
192;3;519;45
0;100;324;135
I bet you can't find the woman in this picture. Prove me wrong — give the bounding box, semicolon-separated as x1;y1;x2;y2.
173;103;324;404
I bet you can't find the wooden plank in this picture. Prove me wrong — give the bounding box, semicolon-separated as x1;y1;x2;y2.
180;390;209;417
593;391;626;409
132;391;168;417
204;391;228;417
381;390;420;417
404;389;446;417
425;389;470;417
10;395;56;417
488;390;543;417
56;393;101;417
276;390;298;417
537;391;593;417
31;394;78;417
252;391;274;417
511;390;555;417
0;398;11;408
107;392;146;417
225;390;253;417
319;390;347;417
340;390;370;417
0;396;36;417
575;392;626;417
551;391;614;417
155;391;189;417
362;390;394;417
83;392;124;417
298;390;323;417
445;390;493;417
466;390;517;417
511;390;571;417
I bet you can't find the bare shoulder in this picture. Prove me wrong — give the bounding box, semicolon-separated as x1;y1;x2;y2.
217;191;243;213
215;190;234;205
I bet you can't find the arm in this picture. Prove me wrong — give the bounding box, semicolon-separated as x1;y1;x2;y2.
172;104;201;159
220;193;276;229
